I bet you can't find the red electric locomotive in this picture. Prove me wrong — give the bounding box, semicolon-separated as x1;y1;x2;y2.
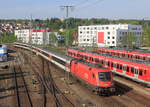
68;48;150;87
70;59;114;93
97;48;150;62
14;43;115;95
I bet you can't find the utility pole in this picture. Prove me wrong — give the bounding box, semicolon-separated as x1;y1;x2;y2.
60;5;74;84
29;14;33;44
60;5;74;46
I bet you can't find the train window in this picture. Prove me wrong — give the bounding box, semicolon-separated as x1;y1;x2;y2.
85;56;88;60
127;66;129;72
108;61;110;66
139;69;143;76
120;65;122;70
128;55;130;58
111;63;114;67
98;72;111;81
92;74;95;78
103;61;106;65
143;57;146;60
95;58;99;63
101;60;104;64
77;54;80;57
131;68;134;73
117;64;119;69
91;58;94;62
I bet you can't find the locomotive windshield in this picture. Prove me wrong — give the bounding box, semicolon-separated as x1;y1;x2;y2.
98;72;111;81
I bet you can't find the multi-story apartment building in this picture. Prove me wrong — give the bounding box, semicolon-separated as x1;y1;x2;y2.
78;24;143;47
15;29;30;43
15;29;52;45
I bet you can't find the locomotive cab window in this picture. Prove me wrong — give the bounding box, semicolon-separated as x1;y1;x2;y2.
98;72;111;81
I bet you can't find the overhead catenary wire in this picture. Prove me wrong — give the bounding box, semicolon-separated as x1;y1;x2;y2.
74;0;106;11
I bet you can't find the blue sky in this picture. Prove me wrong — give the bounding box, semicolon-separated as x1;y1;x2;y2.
0;0;149;19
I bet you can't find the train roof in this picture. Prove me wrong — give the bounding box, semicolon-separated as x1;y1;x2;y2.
0;44;7;48
45;48;107;69
96;52;150;66
98;48;150;56
69;49;150;68
80;49;150;66
76;59;107;69
42;48;73;63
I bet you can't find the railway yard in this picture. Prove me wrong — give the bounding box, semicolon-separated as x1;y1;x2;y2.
0;44;150;107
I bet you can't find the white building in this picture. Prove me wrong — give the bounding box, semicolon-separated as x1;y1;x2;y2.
15;29;52;45
78;24;143;47
15;29;30;43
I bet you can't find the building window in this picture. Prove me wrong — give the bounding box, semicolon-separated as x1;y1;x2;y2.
102;27;104;30
87;39;89;41
108;37;110;39
106;27;109;29
87;31;89;33
112;41;115;44
94;27;97;30
107;42;110;44
80;31;82;34
119;37;122;40
87;27;89;30
108;32;110;35
112;37;115;39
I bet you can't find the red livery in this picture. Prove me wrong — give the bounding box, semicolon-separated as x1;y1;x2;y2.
97;48;150;62
14;43;115;95
68;48;150;87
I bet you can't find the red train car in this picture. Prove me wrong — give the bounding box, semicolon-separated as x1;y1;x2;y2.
97;48;150;62
14;43;115;95
68;48;150;87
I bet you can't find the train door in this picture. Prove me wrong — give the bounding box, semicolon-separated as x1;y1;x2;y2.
134;67;139;79
123;64;126;75
71;61;78;74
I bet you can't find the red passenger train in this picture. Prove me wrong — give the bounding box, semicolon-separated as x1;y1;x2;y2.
97;48;150;62
14;43;115;94
68;48;150;87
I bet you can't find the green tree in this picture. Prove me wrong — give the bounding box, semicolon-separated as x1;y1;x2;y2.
142;27;150;46
0;33;17;43
61;29;77;46
49;33;58;46
122;33;136;49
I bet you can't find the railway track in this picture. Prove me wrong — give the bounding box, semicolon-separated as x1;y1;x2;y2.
19;50;75;107
11;56;33;107
14;45;150;107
